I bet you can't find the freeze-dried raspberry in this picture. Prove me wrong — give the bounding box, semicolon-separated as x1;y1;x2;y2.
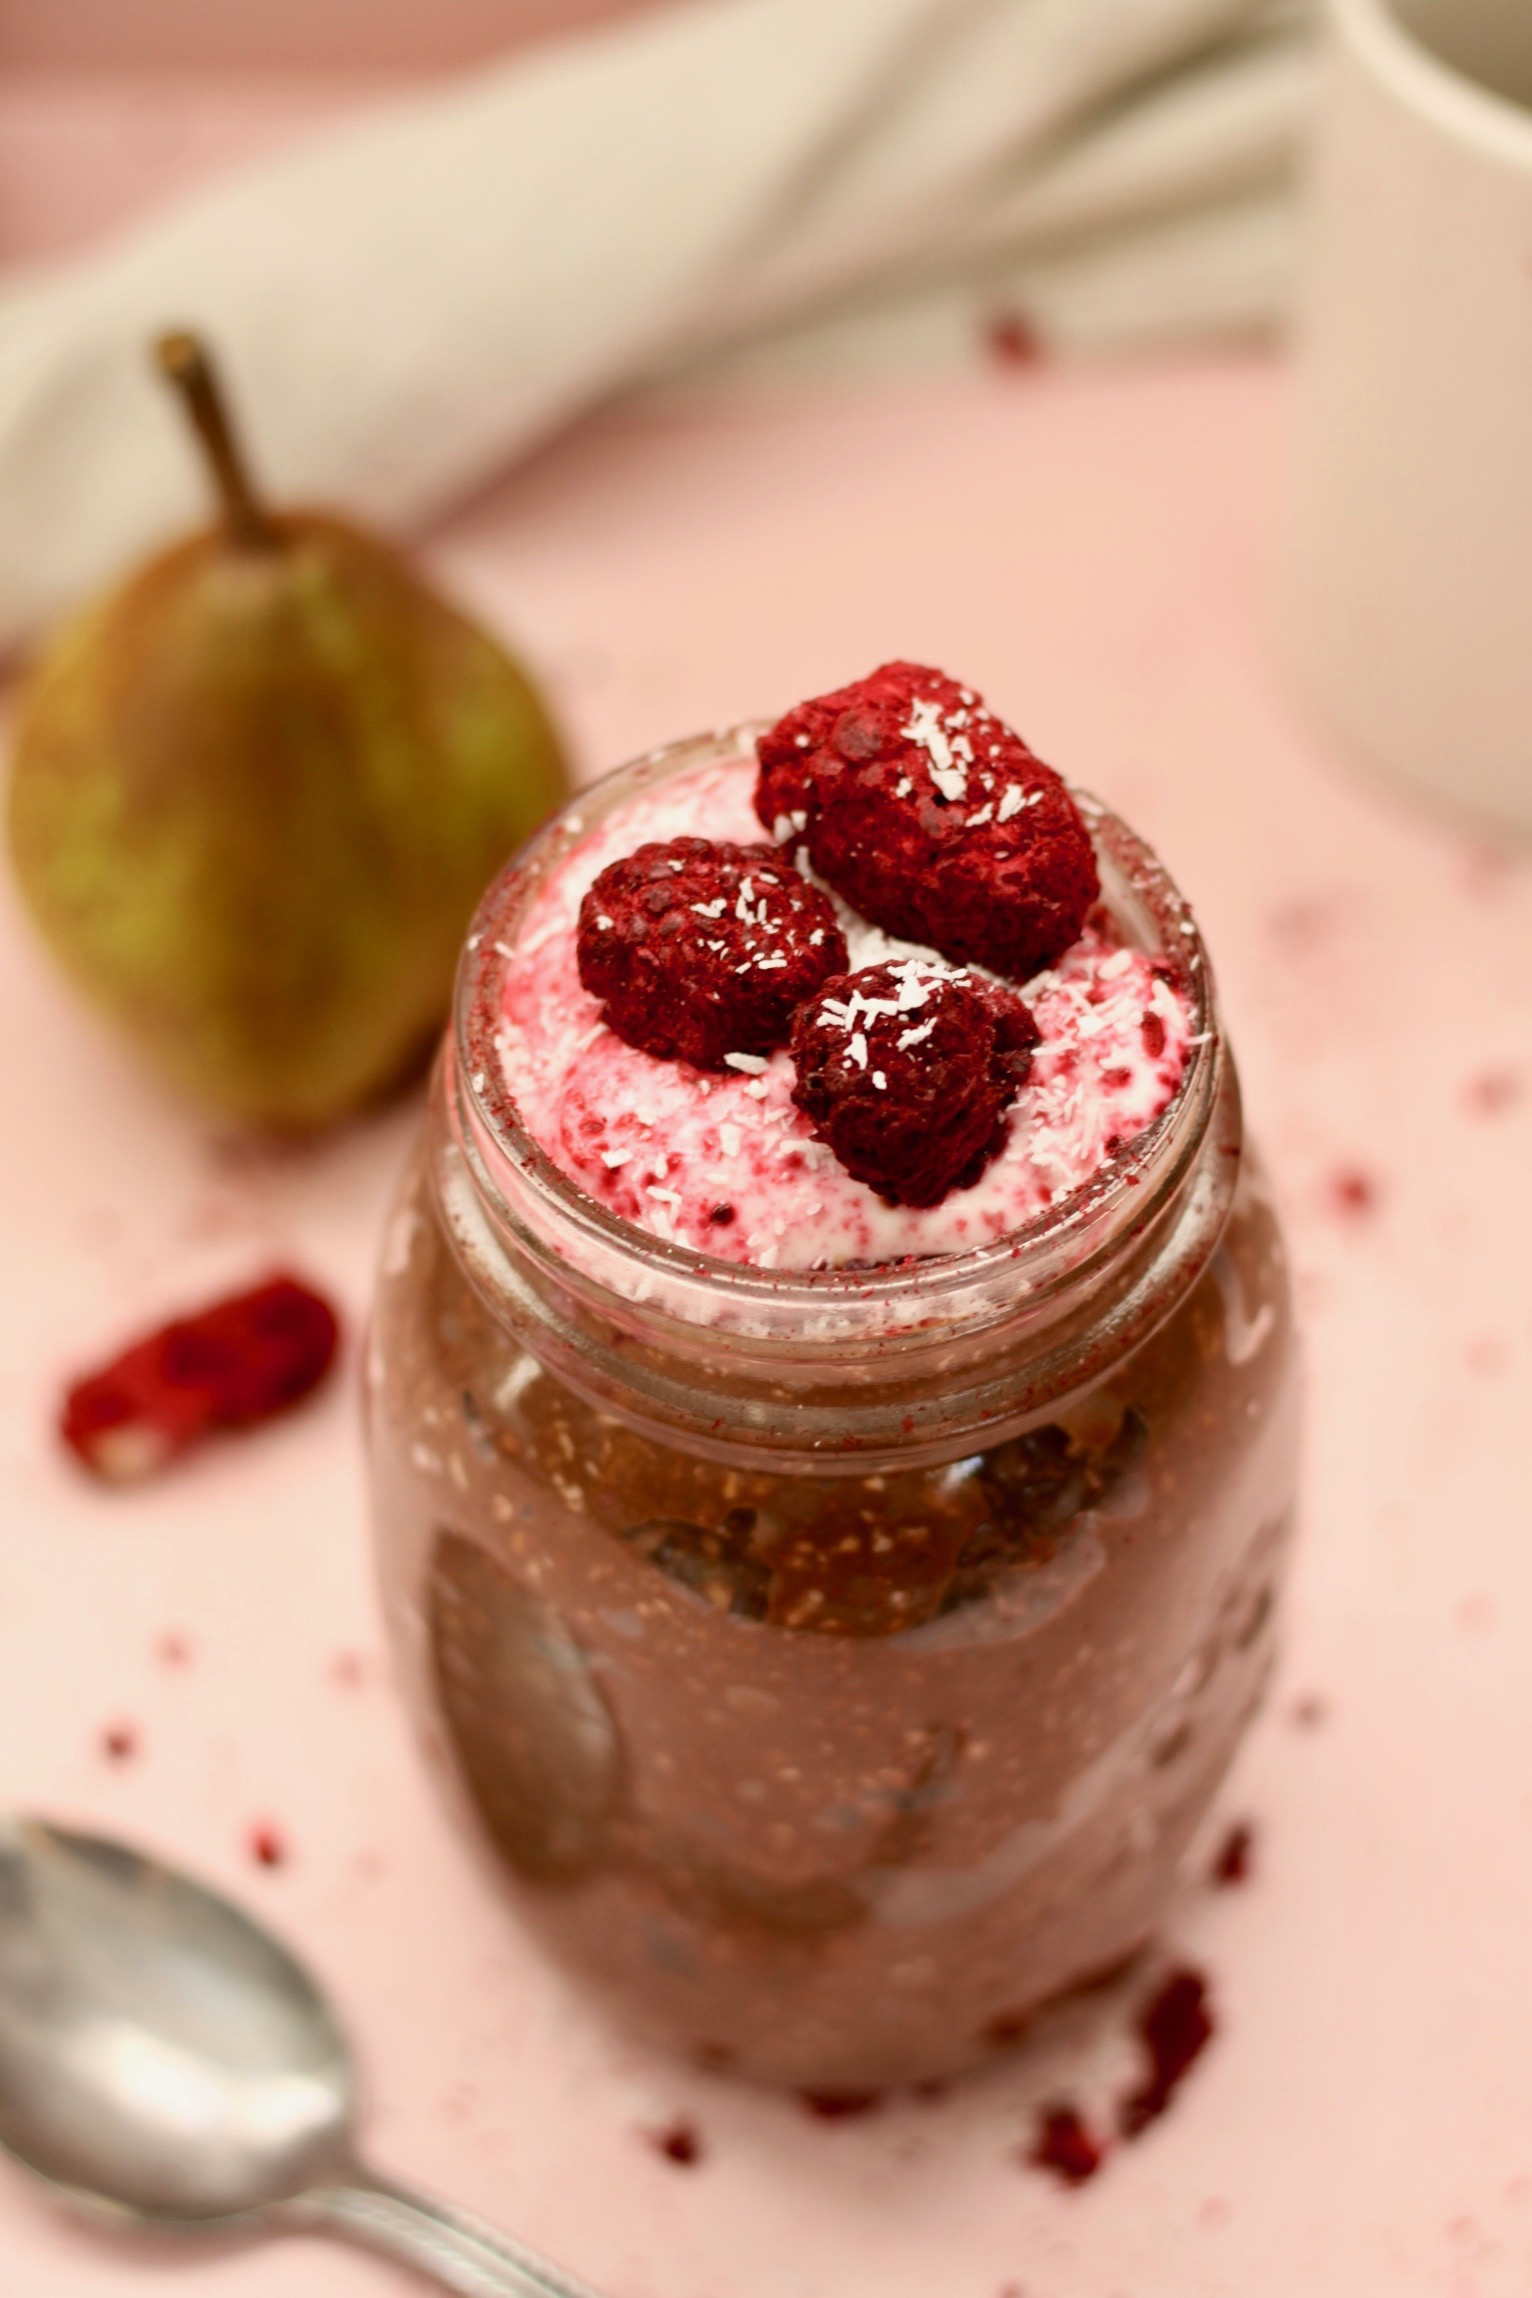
60;1274;340;1483
790;960;1038;1207
1030;2104;1105;2186
756;661;1099;981
577;837;847;1071
1118;1968;1215;2137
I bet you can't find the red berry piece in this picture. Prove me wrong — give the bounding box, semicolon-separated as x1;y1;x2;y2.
1210;1820;1254;1888
248;1821;287;1869
60;1274;340;1483
577;837;847;1071
1118;1968;1215;2137
799;2090;883;2120
648;2119;704;2165
1029;2104;1105;2186
790;961;1038;1208
756;662;1099;981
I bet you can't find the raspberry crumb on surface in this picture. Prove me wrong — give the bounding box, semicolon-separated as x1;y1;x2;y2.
1118;1968;1215;2137
985;313;1045;368
755;662;1098;982
1326;1166;1379;1219
1464;1067;1521;1117
1211;1821;1255;1887
799;2089;882;2120
248;1821;287;1869
647;2119;704;2166
60;1274;340;1482
1029;2104;1105;2186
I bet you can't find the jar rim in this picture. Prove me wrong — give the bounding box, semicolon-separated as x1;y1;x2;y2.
451;726;1222;1348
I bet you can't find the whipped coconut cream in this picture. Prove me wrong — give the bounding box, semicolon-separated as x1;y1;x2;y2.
495;758;1193;1270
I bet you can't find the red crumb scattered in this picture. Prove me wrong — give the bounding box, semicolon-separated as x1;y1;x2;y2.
1326;1166;1378;1219
1211;1821;1255;1887
155;1630;194;1668
1464;1067;1522;1117
799;2090;883;2120
100;1721;138;1761
791;961;1038;1207
1266;895;1338;953
1290;1692;1329;1730
986;313;1044;368
755;663;1099;983
1030;2105;1105;2186
248;1822;287;1869
60;1274;340;1483
577;837;847;1071
647;2119;704;2166
985;2008;1033;2048
1119;1968;1215;2137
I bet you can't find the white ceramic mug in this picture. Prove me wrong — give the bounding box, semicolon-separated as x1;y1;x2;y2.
1280;0;1532;834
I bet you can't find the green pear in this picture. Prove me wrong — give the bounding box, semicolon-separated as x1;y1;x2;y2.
8;331;568;1129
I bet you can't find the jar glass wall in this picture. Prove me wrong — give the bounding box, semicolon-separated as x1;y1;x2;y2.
366;733;1300;2091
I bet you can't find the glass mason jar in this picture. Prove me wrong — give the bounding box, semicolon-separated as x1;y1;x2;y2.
367;730;1299;2092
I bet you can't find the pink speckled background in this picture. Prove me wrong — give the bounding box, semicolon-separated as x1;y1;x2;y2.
2;75;1531;2298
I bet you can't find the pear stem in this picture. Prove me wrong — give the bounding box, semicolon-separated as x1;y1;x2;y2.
154;331;278;549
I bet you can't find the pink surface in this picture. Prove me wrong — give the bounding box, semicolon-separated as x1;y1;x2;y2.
2;356;1532;2298
0;76;391;265
0;0;653;76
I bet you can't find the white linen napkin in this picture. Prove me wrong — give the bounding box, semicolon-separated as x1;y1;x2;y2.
0;0;1315;651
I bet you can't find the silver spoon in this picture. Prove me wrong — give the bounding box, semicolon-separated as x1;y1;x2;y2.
0;1814;604;2296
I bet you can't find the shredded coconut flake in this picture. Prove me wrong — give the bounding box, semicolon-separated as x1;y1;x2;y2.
902;696;967;801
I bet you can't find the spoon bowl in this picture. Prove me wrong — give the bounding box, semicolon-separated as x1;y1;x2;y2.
0;1817;350;2224
0;1815;598;2296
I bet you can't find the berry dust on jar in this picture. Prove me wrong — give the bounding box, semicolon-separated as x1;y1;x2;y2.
367;663;1300;2091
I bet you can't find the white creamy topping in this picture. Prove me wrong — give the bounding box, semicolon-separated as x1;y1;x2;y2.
495;757;1193;1270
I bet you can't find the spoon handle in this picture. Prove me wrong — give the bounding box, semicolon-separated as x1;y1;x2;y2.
286;2167;605;2298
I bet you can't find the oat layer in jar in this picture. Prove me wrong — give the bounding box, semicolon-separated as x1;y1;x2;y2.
367;721;1299;2092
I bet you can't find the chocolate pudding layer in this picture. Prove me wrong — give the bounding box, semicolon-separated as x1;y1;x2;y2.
367;727;1299;2089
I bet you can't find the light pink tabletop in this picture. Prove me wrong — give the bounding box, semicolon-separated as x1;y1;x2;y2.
2;354;1530;2298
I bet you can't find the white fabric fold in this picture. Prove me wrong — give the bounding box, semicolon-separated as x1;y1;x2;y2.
0;0;1318;650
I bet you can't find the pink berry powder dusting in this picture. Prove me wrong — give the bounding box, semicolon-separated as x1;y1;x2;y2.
494;758;1194;1271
